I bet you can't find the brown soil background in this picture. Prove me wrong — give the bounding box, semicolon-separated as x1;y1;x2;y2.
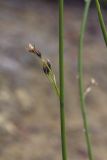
0;1;107;160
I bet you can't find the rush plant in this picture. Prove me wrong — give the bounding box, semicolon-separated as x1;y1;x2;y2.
26;0;107;160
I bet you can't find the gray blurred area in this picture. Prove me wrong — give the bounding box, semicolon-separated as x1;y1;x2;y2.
0;0;107;160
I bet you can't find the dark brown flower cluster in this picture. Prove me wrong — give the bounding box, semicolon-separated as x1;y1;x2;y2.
28;43;51;75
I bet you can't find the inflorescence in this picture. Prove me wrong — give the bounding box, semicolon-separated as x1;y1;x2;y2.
28;43;60;97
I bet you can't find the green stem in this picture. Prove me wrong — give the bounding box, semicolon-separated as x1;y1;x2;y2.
59;0;68;160
78;1;94;160
95;0;107;46
47;74;60;97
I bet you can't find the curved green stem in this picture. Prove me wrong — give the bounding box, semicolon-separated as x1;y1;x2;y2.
59;0;68;160
78;1;94;160
95;0;107;46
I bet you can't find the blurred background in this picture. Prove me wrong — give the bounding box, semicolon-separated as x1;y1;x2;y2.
0;0;107;160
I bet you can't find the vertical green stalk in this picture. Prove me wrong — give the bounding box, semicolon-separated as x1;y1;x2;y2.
59;0;68;160
95;0;107;46
78;1;94;160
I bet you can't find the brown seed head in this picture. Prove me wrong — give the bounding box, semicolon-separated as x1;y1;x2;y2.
42;59;52;75
28;43;42;58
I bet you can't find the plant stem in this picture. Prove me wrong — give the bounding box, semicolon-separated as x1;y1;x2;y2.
59;0;68;160
78;1;94;160
47;74;60;97
95;0;107;46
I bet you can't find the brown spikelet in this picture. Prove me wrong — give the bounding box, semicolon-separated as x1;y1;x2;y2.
28;43;41;58
43;59;51;75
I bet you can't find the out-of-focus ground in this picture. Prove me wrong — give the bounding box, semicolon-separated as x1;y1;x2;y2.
0;0;107;160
